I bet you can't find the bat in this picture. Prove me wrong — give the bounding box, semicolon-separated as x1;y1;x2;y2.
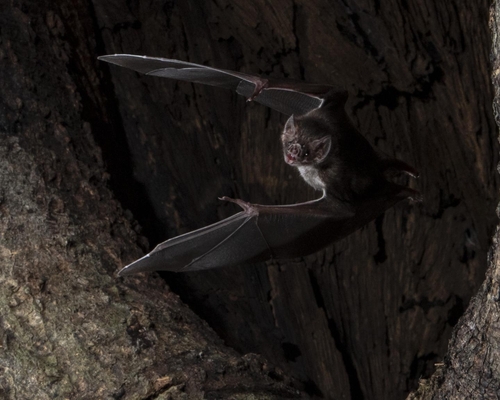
98;55;421;275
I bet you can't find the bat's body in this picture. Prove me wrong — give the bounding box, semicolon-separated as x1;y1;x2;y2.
281;91;419;205
98;55;420;275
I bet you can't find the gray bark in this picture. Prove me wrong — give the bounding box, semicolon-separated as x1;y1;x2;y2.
406;1;500;398
0;2;304;399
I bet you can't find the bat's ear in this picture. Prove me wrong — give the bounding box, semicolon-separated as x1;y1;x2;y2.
312;136;332;163
284;115;296;132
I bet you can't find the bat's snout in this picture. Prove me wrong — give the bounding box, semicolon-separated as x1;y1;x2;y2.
285;143;302;165
285;154;296;165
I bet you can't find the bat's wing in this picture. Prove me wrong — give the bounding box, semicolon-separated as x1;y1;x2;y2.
118;184;411;276
118;197;342;275
98;54;341;116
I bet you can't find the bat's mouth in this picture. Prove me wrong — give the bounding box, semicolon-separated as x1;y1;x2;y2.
285;143;303;165
285;153;297;165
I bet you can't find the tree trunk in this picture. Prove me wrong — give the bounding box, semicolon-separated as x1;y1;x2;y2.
1;1;497;400
406;1;500;398
0;2;304;399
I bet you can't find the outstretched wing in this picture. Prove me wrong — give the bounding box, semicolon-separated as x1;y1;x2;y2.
98;54;341;116
119;211;271;275
118;183;412;276
118;196;347;275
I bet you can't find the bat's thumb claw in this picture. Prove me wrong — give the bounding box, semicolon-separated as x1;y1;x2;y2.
246;79;269;102
219;196;254;212
247;93;259;102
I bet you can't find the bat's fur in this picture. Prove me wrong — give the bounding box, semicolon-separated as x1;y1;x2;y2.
282;91;420;204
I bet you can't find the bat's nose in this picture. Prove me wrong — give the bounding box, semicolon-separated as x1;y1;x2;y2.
289;143;301;155
286;143;302;165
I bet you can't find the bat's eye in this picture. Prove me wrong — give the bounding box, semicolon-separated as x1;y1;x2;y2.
304;151;309;157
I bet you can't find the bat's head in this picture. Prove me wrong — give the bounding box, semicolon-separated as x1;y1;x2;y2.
281;115;332;167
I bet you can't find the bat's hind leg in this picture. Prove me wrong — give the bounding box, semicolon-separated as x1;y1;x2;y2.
396;186;423;202
382;159;419;178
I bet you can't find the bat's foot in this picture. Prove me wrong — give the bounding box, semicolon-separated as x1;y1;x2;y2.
402;188;423;202
246;79;269;102
404;168;419;179
382;159;419;179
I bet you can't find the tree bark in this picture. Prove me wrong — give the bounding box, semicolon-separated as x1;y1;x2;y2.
406;1;500;398
0;0;497;400
0;2;304;399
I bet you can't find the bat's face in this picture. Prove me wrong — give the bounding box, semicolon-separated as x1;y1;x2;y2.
281;115;332;167
282;136;313;166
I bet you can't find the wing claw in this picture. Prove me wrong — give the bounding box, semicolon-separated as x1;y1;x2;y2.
246;79;269;102
219;196;256;214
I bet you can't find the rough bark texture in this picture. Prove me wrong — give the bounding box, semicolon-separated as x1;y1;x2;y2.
406;1;500;398
0;2;305;399
0;0;498;400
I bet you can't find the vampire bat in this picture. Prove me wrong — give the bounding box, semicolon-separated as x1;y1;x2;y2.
98;55;421;276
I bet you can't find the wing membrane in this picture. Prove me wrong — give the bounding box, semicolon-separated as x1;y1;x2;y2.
98;54;337;115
